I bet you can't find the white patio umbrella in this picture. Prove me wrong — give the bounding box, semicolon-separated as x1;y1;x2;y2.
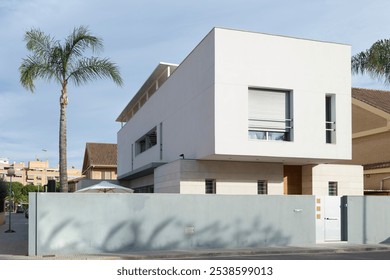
76;181;134;193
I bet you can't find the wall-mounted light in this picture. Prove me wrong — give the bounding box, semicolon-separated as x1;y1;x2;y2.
179;154;185;159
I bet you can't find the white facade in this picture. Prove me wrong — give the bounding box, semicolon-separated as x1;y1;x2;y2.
117;28;363;196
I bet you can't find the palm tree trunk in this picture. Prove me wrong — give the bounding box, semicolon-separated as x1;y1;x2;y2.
59;81;68;192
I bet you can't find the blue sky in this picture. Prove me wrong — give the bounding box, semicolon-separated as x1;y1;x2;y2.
1;0;389;170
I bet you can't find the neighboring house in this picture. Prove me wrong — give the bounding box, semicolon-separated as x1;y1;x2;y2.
81;143;117;180
116;27;363;195
349;88;390;195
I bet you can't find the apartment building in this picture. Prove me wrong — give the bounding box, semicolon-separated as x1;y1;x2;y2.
0;159;81;186
116;28;363;195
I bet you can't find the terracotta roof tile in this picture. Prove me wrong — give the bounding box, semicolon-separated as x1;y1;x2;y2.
85;143;117;166
364;161;390;170
352;87;390;114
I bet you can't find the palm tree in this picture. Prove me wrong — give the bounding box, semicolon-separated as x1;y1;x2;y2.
20;26;123;192
352;39;390;84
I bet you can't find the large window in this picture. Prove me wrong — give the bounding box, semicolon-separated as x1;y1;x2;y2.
248;88;292;141
325;94;336;144
135;127;157;155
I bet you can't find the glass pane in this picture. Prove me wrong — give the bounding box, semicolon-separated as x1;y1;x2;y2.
268;132;285;141
249;131;267;140
257;180;268;194
328;182;338;196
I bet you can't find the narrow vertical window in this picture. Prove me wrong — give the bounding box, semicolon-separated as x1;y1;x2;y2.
328;181;338;196
205;179;216;194
257;180;268;194
325;94;336;143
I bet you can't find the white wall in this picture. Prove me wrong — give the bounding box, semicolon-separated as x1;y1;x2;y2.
29;193;316;255
154;159;284;194
117;30;216;178
213;28;352;163
302;164;363;195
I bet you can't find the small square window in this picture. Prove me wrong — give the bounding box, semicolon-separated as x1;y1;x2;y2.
328;181;338;196
258;180;268;195
205;179;216;194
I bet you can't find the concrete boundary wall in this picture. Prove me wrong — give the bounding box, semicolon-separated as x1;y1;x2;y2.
28;193;315;256
344;196;390;244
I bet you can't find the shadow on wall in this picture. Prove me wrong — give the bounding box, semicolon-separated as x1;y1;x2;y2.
380;237;390;244
37;215;292;254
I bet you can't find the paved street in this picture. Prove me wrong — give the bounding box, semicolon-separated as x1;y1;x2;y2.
183;250;390;260
0;212;28;256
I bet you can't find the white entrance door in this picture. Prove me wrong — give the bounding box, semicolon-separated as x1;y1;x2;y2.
323;196;341;241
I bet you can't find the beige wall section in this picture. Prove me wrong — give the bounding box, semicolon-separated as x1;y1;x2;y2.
364;171;390;190
155;159;284;194
88;168;117;180
352;131;390;165
302;164;363;196
154;160;181;193
352;104;387;133
129;174;154;189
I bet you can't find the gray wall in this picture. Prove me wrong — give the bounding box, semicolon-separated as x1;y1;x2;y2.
29;193;315;256
344;196;390;244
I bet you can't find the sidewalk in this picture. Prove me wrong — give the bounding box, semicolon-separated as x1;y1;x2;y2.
1;212;390;260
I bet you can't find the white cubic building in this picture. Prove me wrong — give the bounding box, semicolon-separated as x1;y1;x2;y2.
116;28;363;195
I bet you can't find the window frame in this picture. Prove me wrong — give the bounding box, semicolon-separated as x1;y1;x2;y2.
328;181;338;196
325;94;336;144
257;180;268;195
205;179;216;194
135;127;157;156
248;87;293;142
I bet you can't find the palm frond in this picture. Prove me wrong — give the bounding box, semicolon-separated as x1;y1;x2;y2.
24;28;57;61
68;57;123;87
19;55;57;92
352;39;390;84
64;26;103;65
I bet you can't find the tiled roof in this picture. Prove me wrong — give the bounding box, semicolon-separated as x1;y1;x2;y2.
352;87;390;114
85;143;117;167
364;161;390;170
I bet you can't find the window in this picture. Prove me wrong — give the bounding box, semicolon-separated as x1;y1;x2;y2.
135;127;157;155
248;88;292;141
205;179;216;194
257;180;268;194
326;94;336;144
328;181;338;196
133;185;154;193
102;171;111;180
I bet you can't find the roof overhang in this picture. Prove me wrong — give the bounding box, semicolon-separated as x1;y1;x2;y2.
117;162;167;181
116;62;178;123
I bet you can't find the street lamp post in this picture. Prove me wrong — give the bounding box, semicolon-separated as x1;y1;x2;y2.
5;168;15;233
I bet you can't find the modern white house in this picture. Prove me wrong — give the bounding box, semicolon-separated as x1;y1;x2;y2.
116;27;363;196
